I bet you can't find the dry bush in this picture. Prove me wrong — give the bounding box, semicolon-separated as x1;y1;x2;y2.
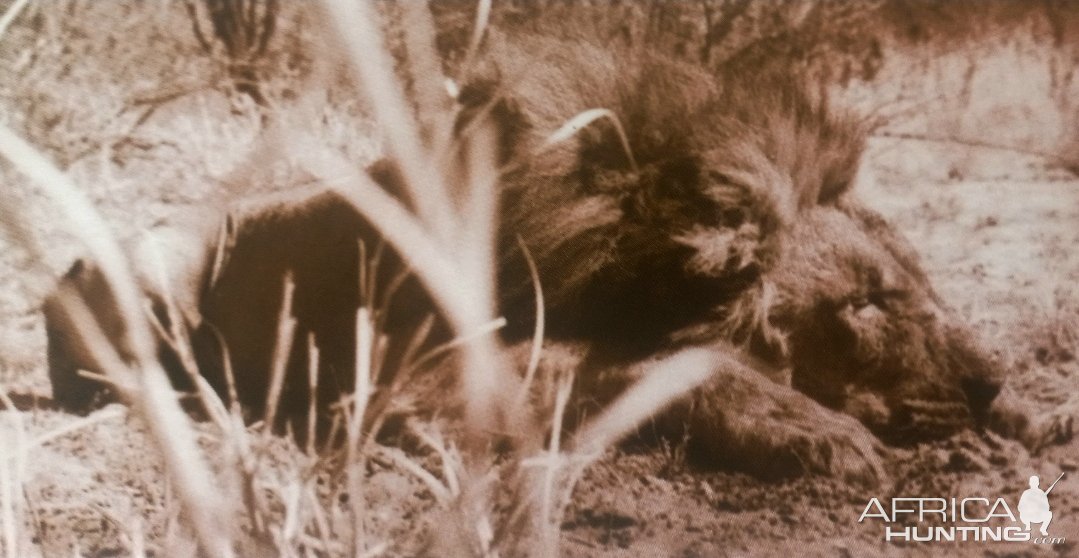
864;1;1079;174
430;0;886;85
183;0;279;104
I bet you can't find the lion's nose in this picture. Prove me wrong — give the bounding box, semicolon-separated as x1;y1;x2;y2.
961;375;1001;420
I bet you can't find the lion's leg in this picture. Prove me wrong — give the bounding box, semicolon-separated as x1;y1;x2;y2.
522;342;886;486
677;349;887;486
43;260;121;413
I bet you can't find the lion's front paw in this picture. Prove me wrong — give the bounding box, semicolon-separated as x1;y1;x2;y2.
1010;410;1075;453
686;370;887;487
759;411;886;486
989;387;1077;453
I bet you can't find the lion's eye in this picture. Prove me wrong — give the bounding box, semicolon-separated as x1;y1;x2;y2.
848;289;906;313
867;289;907;310
707;170;732;184
850;294;870;310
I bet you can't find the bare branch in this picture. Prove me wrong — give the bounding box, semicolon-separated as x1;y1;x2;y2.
182;0;214;54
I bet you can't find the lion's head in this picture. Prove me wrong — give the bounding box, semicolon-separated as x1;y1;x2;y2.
768;199;1004;444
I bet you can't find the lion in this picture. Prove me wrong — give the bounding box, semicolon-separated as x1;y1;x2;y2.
474;38;1016;483
43;35;1070;484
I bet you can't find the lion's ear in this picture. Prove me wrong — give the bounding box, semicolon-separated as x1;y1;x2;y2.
614;156;704;221
805;108;869;206
814;147;862;205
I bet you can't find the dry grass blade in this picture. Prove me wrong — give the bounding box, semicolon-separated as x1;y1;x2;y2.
572;348;720;454
144;307;232;433
373;446;452;504
57;292;136;395
399;1;450;134
540;108;639;172
318;0;452;236
345;307;376;556
55;258;240;556
462;0;492;69
348;307;375;450
138;362;236;557
453;116;509;443
206;324;242;416
264;273;298;434
0;0;30;41
513;236;545;410
459;120;499;313
1;390;24;558
297;146;516;440
315;0;514;449
306;333;320;456
77;369;136;395
404;317;506;376
535;368;575;556
32;406;125;448
407;421;461;498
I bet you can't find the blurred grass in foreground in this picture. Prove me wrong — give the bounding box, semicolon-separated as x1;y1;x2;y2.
0;1;719;556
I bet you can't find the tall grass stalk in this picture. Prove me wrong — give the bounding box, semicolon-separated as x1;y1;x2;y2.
314;0;515;449
0;125;234;557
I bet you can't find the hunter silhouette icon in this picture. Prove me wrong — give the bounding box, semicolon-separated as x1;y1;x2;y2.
1018;473;1063;536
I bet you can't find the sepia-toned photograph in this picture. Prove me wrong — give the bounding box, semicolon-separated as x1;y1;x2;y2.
0;0;1077;556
